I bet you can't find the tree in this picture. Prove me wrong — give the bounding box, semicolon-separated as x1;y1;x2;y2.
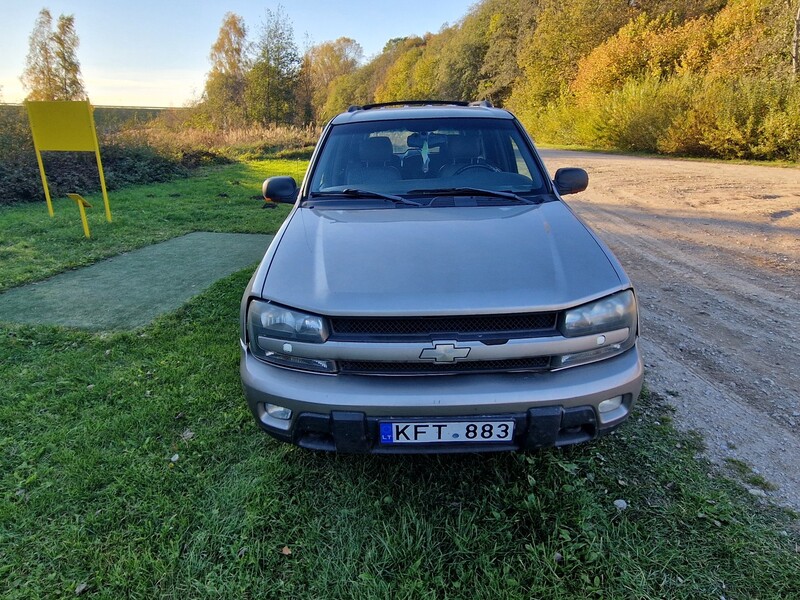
21;9;57;100
303;37;363;119
21;8;86;101
294;49;315;125
434;17;490;101
477;0;526;105
52;14;86;100
210;12;249;77
373;36;451;102
319;50;399;120
510;0;634;115
202;12;249;129
246;5;300;125
793;1;800;77
374;43;426;102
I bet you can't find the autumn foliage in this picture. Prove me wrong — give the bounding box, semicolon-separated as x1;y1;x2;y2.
230;0;798;161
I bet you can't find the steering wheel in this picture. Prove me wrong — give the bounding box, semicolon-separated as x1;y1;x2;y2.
454;163;501;175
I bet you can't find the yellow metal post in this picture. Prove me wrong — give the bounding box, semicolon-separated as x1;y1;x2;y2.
33;147;55;217
67;193;92;238
87;105;112;222
95;148;112;222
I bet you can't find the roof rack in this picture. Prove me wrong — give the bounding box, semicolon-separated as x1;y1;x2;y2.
347;100;493;112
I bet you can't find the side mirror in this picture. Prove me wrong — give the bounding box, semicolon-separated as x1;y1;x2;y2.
553;168;588;195
262;176;298;203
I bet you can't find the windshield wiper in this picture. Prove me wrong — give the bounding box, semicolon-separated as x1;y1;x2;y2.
309;189;421;206
407;187;539;205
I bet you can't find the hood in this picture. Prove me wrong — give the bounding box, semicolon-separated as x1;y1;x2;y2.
261;202;622;316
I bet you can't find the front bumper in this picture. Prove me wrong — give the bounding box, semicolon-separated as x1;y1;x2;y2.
240;343;643;453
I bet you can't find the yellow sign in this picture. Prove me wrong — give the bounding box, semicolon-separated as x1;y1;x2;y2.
66;193;93;238
25;100;112;223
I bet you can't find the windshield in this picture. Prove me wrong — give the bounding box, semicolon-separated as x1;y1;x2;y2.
307;117;548;200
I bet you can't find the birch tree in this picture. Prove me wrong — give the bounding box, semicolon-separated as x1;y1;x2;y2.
21;8;86;101
203;12;249;128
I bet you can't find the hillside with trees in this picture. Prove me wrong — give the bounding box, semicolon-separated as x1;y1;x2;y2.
5;0;798;206
199;0;800;161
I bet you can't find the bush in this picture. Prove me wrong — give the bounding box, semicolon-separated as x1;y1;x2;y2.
99;143;189;190
0;119;193;205
515;1;800;161
527;75;697;154
660;75;800;160
587;76;696;153
522;97;590;147
756;87;800;161
0;105;318;205
0;107;189;205
523;72;800;162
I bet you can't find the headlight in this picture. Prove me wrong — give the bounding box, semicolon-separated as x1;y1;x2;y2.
554;290;638;369
559;290;637;337
248;300;329;343
247;300;336;373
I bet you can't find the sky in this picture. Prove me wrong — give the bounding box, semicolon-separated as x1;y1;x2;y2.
0;0;473;107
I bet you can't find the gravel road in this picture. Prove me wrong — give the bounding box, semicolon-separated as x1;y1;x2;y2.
539;150;800;510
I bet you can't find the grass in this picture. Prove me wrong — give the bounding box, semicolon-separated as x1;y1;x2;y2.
0;158;308;292
1;163;799;598
725;458;780;492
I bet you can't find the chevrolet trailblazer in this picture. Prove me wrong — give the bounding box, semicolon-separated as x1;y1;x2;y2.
240;100;643;453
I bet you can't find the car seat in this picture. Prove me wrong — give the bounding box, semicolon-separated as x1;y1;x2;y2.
438;136;483;177
346;137;401;184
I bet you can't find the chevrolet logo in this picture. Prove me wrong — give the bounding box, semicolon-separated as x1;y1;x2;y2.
419;342;471;363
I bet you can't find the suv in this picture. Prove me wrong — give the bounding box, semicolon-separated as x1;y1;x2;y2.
240;100;642;453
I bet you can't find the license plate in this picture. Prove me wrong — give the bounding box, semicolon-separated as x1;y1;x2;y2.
379;420;514;444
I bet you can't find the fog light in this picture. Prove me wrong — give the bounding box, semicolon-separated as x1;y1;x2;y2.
266;403;292;420
597;396;622;423
598;396;623;414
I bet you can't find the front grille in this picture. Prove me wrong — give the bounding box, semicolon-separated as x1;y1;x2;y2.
329;313;558;341
339;356;551;376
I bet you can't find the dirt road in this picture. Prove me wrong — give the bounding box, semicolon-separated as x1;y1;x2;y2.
539;150;800;510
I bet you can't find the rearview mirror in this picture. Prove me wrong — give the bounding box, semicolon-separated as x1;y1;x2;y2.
554;168;589;195
407;132;447;148
262;176;298;203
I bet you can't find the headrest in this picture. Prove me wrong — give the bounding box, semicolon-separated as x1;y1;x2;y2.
407;133;423;148
448;136;481;160
360;136;394;163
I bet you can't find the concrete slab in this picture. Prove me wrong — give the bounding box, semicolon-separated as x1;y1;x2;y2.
0;232;273;330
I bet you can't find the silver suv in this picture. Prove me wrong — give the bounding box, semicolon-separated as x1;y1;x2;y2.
240;101;643;453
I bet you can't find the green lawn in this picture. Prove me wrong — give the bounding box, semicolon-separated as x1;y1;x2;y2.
0;159;306;293
1;163;799;599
